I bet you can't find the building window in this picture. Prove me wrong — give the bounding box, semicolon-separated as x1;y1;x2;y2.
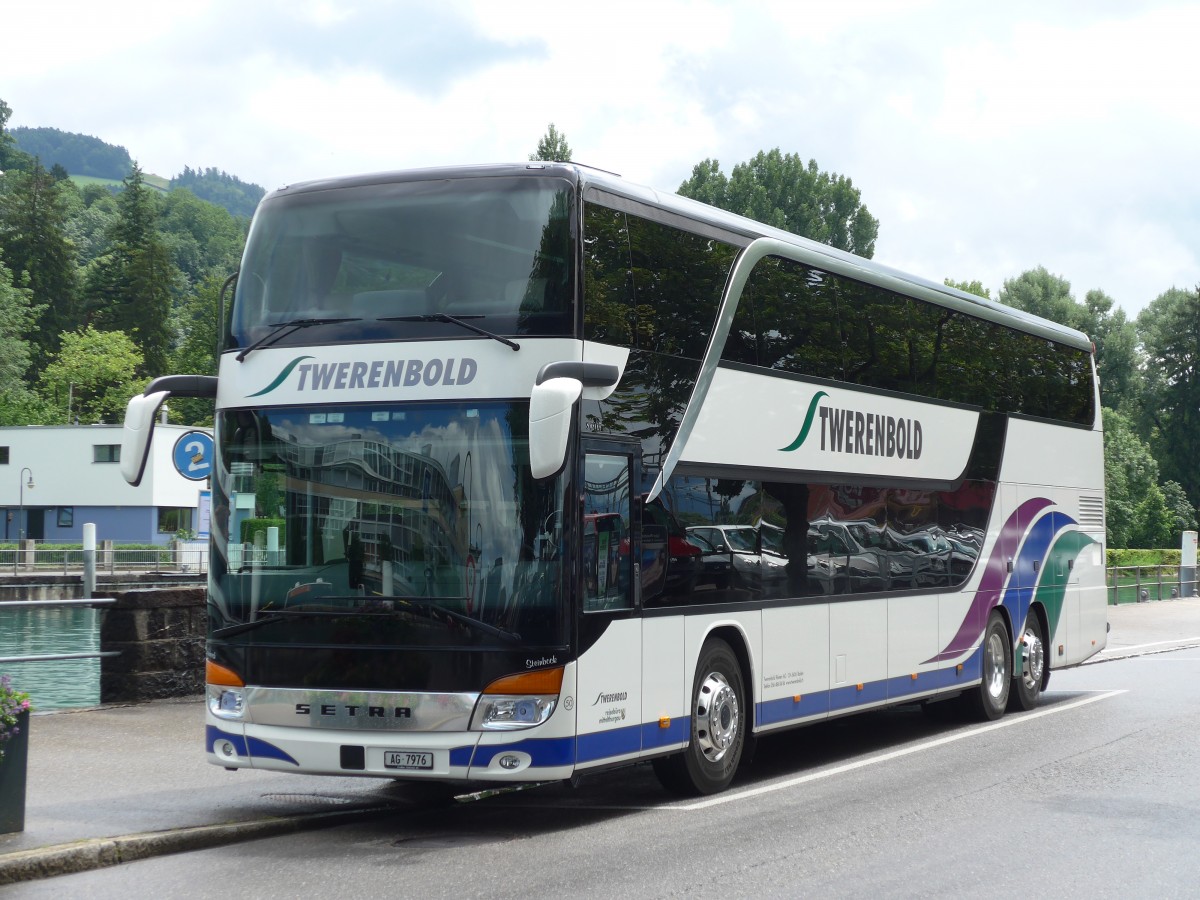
158;508;194;535
0;446;9;464
57;507;74;528
94;445;121;463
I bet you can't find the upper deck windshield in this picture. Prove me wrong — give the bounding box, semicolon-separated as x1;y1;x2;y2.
210;401;567;650
228;175;575;351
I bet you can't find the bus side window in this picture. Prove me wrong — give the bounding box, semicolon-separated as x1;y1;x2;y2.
583;454;632;612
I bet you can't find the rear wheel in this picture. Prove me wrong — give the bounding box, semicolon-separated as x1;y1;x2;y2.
653;639;746;795
967;612;1011;721
1008;613;1046;711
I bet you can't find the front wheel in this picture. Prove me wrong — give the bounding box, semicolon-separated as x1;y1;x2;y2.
1009;613;1046;711
966;612;1011;721
653;638;746;795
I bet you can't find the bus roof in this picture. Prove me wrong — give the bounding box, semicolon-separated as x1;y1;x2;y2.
265;163;1093;353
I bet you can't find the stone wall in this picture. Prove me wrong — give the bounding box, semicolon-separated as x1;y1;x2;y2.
97;587;206;702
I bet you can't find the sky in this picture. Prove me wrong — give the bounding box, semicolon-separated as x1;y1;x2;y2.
3;0;1198;317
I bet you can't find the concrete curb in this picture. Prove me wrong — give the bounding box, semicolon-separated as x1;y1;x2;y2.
0;803;397;886
1088;637;1200;663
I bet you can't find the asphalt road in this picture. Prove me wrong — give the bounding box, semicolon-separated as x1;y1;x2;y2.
11;646;1200;899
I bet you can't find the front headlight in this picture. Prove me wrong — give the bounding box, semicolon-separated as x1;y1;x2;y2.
206;659;246;721
471;667;563;731
473;695;556;730
207;685;245;720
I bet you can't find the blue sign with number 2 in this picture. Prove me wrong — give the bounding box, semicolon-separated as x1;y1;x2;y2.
173;431;214;481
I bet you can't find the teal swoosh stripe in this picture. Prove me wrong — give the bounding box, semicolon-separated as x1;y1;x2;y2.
779;391;829;452
247;356;314;397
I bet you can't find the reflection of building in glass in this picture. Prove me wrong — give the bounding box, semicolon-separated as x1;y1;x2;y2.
272;436;465;576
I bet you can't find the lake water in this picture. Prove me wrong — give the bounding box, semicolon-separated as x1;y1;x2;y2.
0;605;101;710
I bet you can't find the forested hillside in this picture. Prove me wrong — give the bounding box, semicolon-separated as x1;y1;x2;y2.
5;124;266;219
170;167;265;219
9;126;133;180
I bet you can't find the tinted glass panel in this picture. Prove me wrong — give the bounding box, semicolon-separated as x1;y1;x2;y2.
583;454;632;612
583;202;737;358
726;255;1094;426
736;256;844;380
210;401;567;648
230;177;574;350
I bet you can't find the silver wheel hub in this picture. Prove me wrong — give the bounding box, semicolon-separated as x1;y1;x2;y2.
1021;627;1044;690
984;630;1008;700
694;671;739;763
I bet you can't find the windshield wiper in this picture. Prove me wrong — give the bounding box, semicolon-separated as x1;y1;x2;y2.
379;313;520;352
235;317;361;362
396;599;522;643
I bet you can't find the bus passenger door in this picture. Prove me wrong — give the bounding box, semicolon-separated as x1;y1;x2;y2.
574;445;643;769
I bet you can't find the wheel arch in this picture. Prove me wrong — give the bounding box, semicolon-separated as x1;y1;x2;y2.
697;623;755;728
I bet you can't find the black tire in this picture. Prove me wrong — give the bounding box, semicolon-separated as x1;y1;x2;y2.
653;639;746;796
966;612;1011;721
1008;612;1046;712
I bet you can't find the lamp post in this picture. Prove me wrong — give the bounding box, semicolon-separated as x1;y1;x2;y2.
17;467;33;541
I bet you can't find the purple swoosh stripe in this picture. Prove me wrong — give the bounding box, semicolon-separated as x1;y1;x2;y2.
923;497;1053;664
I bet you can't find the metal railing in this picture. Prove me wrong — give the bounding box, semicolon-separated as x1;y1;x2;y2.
1108;565;1196;605
0;598;119;665
0;544;208;576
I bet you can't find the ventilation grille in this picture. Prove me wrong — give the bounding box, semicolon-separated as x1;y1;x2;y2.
1077;495;1105;530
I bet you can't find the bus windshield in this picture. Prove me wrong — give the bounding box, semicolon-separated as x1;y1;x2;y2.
228;175;575;351
210;401;567;648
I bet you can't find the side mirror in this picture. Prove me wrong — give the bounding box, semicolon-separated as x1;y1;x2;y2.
528;377;582;479
120;391;169;486
119;375;218;486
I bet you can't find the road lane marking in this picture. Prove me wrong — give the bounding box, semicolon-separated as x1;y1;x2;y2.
675;690;1126;811
1099;637;1200;654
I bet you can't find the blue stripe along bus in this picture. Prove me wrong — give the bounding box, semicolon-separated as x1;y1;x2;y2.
120;163;1106;795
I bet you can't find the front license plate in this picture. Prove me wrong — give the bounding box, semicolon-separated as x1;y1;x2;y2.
384;750;434;770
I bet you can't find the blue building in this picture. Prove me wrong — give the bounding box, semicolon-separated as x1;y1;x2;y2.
0;424;212;545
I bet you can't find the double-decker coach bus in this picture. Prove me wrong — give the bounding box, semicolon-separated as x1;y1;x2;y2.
120;163;1106;795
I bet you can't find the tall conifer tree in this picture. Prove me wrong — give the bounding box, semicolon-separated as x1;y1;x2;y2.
0;157;79;373
84;164;177;375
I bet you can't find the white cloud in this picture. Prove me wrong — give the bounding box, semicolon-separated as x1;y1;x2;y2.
2;0;1197;315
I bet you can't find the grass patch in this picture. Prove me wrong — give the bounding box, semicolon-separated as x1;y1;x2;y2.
70;173;169;192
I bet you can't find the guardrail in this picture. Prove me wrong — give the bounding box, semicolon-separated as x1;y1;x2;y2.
1108;565;1196;605
0;545;208;576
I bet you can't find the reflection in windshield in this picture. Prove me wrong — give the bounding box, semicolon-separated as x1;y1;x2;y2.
211;402;565;647
228;176;574;350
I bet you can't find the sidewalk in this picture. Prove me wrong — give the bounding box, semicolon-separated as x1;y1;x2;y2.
3;597;1199;884
0;701;432;884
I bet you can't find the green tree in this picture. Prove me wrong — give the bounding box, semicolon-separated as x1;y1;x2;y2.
64;183;119;266
39;326;143;424
1131;485;1174;550
944;278;991;299
677;149;879;257
999;267;1079;327
83;164;177;375
530;123;572;162
0;158;80;372
158;188;246;288
1138;285;1200;509
167;273;225;425
0;259;39;423
1083;289;1140;412
1103;408;1161;548
1160;480;1197;539
0;98;32;173
1000;268;1141;411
